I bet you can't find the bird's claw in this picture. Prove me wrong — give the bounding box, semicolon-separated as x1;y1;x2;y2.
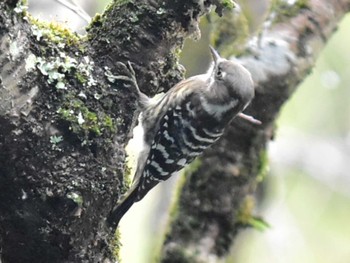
113;61;140;93
115;62;135;78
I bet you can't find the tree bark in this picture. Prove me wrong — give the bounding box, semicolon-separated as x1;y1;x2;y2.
159;0;350;262
1;0;350;262
0;0;235;262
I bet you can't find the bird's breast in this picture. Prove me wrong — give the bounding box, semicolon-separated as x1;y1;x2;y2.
199;94;239;120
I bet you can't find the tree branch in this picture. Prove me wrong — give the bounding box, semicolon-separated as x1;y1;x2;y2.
159;0;350;262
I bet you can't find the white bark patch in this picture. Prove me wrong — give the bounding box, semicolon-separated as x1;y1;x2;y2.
25;54;37;71
238;37;295;83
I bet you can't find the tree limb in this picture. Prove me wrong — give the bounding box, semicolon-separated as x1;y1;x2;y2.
159;0;350;262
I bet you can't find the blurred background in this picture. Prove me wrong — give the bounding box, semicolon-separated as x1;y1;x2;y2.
28;0;350;262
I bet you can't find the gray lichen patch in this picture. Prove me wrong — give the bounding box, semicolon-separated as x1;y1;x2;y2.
22;19;122;144
35;54;78;90
0;26;35;116
13;1;28;15
239;37;296;83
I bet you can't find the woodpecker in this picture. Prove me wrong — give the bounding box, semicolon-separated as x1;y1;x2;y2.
107;46;259;227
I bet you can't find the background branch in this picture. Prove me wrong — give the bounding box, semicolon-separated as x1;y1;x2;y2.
159;0;350;262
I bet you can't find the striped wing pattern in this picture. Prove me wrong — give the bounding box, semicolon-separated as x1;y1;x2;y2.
135;94;223;201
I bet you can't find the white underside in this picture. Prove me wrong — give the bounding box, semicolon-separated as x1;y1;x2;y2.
125;113;146;183
200;95;238;118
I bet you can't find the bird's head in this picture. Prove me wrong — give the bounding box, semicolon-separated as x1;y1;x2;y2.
209;46;254;106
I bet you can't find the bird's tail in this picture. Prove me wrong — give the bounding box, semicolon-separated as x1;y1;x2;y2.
107;183;139;228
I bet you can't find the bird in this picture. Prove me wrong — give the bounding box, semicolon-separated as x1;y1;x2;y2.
107;46;258;227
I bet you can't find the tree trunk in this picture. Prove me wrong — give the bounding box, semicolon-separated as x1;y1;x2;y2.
0;0;233;262
0;0;349;262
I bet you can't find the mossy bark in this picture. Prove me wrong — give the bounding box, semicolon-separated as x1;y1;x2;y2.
0;0;234;262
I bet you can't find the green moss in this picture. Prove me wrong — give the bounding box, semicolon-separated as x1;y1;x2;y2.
86;0;133;31
247;216;270;231
183;158;202;179
270;0;309;23
58;98;116;139
28;16;81;46
235;149;270;231
115;0;133;6
256;150;269;183
236;195;255;224
213;0;237;16
236;195;269;231
27;47;105;142
220;0;236;9
210;9;250;57
86;13;103;30
123;165;132;188
75;72;88;84
104;115;114;129
110;229;122;262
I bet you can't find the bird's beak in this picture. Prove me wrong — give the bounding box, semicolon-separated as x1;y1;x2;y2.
209;46;221;65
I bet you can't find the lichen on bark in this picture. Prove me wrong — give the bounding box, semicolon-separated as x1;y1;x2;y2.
0;0;238;262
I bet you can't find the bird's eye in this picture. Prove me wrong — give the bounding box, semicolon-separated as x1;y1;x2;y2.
216;68;222;79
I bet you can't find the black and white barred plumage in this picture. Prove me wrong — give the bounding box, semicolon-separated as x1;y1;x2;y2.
107;47;256;227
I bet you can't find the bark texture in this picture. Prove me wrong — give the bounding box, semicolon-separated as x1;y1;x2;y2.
160;0;350;262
